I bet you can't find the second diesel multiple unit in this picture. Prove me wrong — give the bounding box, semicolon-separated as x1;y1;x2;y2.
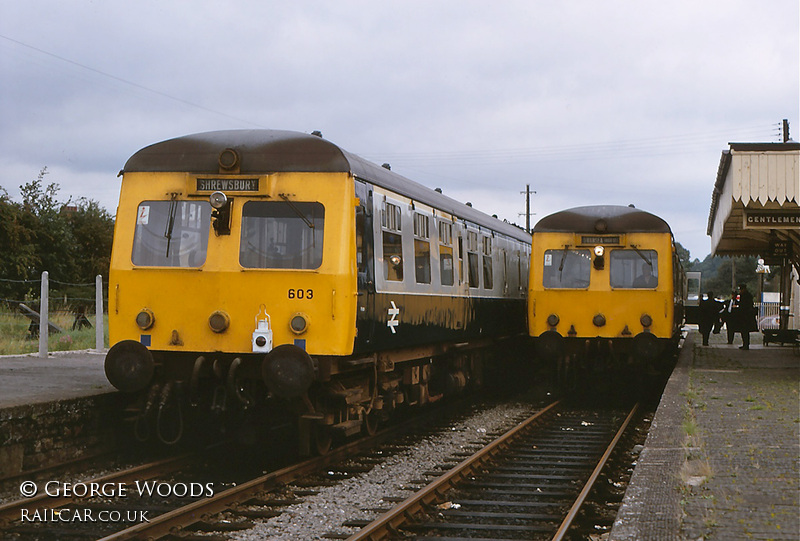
104;129;531;453
528;205;686;383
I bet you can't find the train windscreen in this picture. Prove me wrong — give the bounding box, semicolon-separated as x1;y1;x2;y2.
543;249;591;288
239;201;325;269
610;250;658;288
132;200;211;267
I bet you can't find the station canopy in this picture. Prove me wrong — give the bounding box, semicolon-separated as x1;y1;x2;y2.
707;142;800;272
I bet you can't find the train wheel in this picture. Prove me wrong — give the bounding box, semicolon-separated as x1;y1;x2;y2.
363;411;379;436
314;425;332;455
557;357;577;393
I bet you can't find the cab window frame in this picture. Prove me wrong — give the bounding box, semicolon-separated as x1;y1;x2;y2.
610;249;659;289
542;248;591;289
239;200;325;270
132;199;212;268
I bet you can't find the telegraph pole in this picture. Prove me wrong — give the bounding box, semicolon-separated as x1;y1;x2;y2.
520;184;535;233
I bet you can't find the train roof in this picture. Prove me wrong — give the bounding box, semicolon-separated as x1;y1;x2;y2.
123;129;530;243
533;205;672;234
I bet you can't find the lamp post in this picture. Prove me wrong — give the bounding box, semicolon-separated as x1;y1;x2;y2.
755;258;770;322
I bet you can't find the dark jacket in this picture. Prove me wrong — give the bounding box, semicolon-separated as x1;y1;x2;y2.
698;297;723;329
732;289;758;333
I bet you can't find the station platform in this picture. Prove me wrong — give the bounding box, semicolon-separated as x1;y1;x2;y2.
610;330;799;540
0;350;114;409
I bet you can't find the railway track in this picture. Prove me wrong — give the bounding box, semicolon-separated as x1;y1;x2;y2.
1;395;532;540
346;400;638;540
1;393;638;540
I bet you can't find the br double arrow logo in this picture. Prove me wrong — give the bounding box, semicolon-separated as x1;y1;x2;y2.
387;301;400;334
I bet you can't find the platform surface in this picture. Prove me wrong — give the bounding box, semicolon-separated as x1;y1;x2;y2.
610;330;799;540
0;350;114;409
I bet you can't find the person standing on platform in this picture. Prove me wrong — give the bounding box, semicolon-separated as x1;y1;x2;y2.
698;291;723;346
722;291;737;344
734;284;757;350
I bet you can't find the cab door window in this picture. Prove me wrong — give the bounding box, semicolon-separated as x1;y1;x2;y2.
382;202;404;281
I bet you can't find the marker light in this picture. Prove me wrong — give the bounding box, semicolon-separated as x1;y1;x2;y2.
208;311;230;333
252;309;273;353
136;308;155;330
290;314;309;334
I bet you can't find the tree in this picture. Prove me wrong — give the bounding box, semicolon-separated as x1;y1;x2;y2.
692;254;764;298
65;198;115;280
674;241;691;270
0;187;37;300
0;168;115;305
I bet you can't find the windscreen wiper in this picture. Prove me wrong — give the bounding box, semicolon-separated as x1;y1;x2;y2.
630;244;652;267
164;196;178;258
279;193;315;229
558;245;570;282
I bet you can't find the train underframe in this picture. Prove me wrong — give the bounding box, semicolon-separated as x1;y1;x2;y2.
113;341;496;454
535;330;681;391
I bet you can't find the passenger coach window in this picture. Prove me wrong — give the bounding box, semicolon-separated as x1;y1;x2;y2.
542;249;591;288
382;202;403;281
467;231;480;288
610;250;658;288
132;201;211;267
482;236;493;289
239;201;324;269
413;213;431;284
438;221;454;286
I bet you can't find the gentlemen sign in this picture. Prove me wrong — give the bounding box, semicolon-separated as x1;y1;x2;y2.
196;178;259;192
743;209;800;229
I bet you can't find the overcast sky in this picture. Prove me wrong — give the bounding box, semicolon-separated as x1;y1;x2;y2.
1;1;797;261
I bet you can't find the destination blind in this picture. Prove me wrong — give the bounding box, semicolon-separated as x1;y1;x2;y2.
196;178;259;192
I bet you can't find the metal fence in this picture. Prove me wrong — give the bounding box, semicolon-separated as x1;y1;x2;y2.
755;301;789;330
0;272;106;357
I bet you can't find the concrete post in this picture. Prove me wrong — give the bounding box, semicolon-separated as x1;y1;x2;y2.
95;275;104;352
39;271;49;357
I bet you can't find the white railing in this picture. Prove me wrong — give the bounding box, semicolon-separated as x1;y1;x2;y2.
755;301;791;330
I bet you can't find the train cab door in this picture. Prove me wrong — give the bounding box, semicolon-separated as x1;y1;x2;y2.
354;182;376;349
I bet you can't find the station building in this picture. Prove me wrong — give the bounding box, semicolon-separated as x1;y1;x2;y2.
707;135;800;335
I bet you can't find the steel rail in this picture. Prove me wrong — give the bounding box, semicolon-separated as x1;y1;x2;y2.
551;402;639;541
96;402;462;541
344;399;562;541
0;449;113;485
